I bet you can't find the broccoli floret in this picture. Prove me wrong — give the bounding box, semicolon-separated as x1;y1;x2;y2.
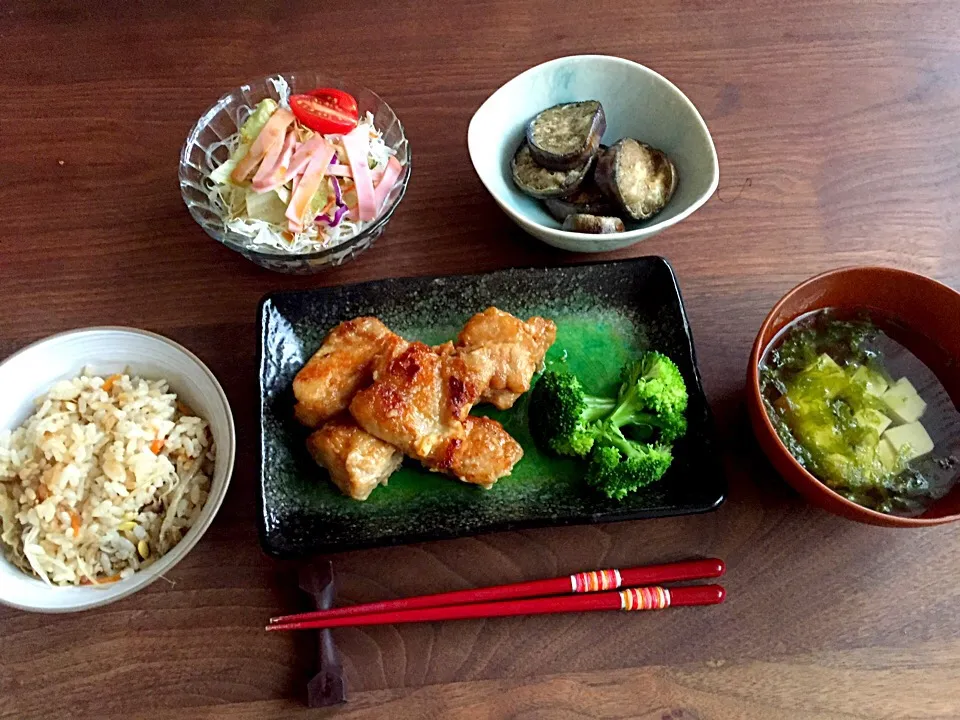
585;439;674;499
585;352;689;498
606;351;689;443
529;370;615;457
530;352;690;500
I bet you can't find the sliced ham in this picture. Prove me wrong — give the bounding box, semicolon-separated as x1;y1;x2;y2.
251;128;296;193
285;137;336;230
231;108;295;183
283;134;330;183
373;156;404;213
341;125;377;222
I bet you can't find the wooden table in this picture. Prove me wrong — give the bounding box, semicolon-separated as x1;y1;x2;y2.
3;1;960;717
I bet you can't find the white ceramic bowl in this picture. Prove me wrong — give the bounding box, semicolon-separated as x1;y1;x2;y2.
0;328;235;613
468;55;719;253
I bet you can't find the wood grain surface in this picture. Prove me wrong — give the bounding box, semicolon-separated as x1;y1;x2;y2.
3;1;960;718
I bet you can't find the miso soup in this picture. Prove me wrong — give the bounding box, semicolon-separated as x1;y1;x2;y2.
759;308;960;516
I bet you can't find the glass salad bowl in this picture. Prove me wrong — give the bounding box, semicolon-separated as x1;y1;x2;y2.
179;73;410;274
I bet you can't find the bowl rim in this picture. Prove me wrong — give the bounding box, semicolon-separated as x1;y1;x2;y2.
178;71;411;261
747;265;960;527
466;54;720;243
0;326;237;612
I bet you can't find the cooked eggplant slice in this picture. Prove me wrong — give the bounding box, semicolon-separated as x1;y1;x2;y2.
511;143;592;199
542;177;616;222
594;139;677;220
561;213;625;234
526;101;606;171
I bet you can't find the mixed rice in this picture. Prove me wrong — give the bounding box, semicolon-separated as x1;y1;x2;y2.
0;372;215;586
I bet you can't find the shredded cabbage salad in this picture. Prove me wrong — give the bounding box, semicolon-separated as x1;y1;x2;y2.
203;76;402;254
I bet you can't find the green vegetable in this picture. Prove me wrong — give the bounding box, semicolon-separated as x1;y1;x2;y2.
584;352;688;498
765;316;876;377
585;439;674;500
209;98;279;187
530;351;689;499
307;179;336;218
528;370;614;457
774;352;892;487
209;143;250;185
605;351;689;443
244;188;288;224
240;99;279;144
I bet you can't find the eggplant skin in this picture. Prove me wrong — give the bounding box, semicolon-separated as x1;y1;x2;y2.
561;213;625;234
511;143;592;199
542;179;616;222
526;101;606;171
594;139;678;220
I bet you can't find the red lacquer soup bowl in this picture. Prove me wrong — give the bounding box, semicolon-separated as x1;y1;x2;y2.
747;266;960;527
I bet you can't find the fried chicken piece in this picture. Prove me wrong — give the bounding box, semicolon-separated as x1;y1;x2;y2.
429;340;498;401
349;341;522;486
293;317;399;428
298;308;548;494
349;341;483;460
350;347;521;488
435;416;523;489
372;333;412;377
306;415;404;501
456;308;557;409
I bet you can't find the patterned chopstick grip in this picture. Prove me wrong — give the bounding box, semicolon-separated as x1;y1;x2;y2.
619;586;671;611
570;569;622;593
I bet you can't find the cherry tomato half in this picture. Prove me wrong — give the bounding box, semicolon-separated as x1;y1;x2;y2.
289;88;360;134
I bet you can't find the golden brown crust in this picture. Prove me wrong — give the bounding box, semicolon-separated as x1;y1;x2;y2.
349;342;522;486
442;416;523;488
293;317;399;428
306;415;403;501
349;342;485;460
456;308;557;409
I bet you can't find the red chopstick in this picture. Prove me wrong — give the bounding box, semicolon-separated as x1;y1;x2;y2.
267;584;724;631
270;558;723;626
268;558;724;627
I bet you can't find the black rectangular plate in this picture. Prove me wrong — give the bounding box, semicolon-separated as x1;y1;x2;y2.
258;257;725;558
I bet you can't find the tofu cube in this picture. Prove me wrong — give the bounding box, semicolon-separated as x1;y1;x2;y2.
881;378;927;424
813;353;842;373
883;421;934;463
855;408;892;437
801;354;847;400
851;365;889;396
876;437;900;471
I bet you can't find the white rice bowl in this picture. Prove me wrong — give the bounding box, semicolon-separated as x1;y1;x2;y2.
0;328;234;613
